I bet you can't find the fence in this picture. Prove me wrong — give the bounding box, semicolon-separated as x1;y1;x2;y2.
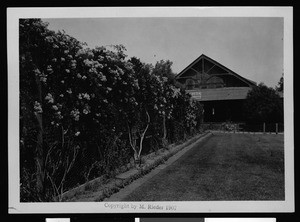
240;123;284;134
202;122;284;134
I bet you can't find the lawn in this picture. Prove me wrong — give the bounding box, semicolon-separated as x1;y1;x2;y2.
121;133;284;201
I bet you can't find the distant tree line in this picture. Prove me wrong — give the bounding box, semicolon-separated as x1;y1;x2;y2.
19;19;204;201
243;79;284;124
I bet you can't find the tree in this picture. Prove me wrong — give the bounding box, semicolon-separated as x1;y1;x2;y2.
276;75;284;92
152;59;175;83
127;57;157;164
152;60;176;146
20;19;205;201
20;19;85;200
243;83;283;123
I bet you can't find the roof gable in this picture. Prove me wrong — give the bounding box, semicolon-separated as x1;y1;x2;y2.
176;54;256;87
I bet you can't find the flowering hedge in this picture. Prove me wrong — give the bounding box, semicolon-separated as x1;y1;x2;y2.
19;19;203;201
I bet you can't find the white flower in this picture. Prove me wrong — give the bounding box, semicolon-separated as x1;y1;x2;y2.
75;131;80;136
34;101;43;113
70;109;80;121
98;63;104;69
83;93;90;100
45;93;54;103
84;59;93;67
46;65;53;73
83;105;90;115
52;105;58;110
98;55;104;61
67;88;72;94
45;36;53;43
34;68;41;75
40;76;47;83
117;67;124;75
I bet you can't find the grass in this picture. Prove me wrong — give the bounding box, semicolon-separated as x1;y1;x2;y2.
62;132;209;201
122;133;284;201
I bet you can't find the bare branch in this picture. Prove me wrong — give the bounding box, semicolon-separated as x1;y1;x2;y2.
43;141;58;181
127;121;137;152
47;172;59;200
138;109;150;158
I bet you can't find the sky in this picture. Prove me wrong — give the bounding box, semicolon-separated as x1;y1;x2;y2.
42;17;283;87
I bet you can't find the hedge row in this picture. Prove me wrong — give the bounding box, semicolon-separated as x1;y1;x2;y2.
19;19;204;201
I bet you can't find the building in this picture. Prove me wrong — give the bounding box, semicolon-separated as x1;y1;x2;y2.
175;54;256;122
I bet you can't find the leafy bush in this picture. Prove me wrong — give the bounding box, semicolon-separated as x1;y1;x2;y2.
243;83;283;124
19;19;204;201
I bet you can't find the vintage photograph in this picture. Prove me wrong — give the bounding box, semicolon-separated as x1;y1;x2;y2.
8;7;294;213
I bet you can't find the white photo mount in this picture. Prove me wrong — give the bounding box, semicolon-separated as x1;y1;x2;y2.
8;7;294;213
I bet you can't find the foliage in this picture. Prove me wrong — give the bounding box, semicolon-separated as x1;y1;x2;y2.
19;19;204;201
243;83;283;124
276;76;284;92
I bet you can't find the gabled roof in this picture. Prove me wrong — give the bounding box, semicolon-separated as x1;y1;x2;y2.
175;54;256;87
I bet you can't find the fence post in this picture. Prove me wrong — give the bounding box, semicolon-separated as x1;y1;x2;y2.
263;122;265;134
276;123;278;134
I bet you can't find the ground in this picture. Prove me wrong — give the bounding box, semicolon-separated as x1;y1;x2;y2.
111;132;284;201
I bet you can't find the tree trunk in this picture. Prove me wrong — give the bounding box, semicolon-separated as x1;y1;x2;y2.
134;149;140;165
35;113;44;195
127;122;140;165
137;110;150;164
162;114;168;148
35;74;44;196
